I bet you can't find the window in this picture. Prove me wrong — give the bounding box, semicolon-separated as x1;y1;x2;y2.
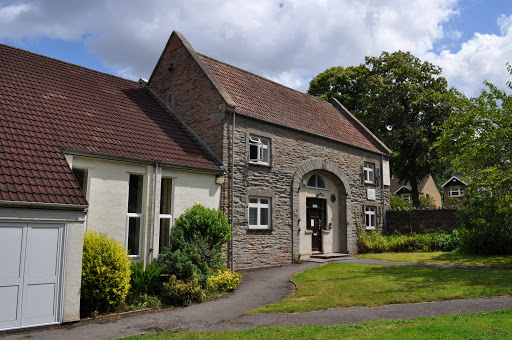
72;167;88;197
248;197;271;229
159;178;173;253
249;135;270;165
448;188;463;197
365;206;376;230
127;174;143;257
364;162;375;184
402;195;412;202
307;174;327;189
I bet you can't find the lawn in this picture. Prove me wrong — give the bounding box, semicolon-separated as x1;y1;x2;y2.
122;309;512;339
249;263;512;314
358;251;512;268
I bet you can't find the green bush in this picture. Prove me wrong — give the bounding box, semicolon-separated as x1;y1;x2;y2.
457;197;512;255
358;230;460;253
80;231;131;317
160;274;205;306
155;205;231;285
126;262;162;306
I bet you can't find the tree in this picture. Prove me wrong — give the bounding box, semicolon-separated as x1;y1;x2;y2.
308;51;453;207
436;64;512;202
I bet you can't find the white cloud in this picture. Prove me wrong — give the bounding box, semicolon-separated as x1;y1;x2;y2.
2;0;510;97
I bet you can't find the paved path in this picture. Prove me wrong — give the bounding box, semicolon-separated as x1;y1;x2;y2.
3;258;512;339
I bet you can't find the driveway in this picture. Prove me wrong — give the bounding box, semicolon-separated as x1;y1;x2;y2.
2;258;512;339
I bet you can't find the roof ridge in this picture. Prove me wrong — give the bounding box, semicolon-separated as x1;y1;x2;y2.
0;43;138;85
198;53;329;105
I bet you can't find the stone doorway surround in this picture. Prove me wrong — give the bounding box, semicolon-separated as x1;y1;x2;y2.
292;159;353;262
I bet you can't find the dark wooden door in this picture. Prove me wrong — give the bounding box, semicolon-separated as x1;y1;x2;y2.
310;208;322;252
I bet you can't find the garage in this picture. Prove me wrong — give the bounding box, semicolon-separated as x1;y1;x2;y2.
0;222;65;331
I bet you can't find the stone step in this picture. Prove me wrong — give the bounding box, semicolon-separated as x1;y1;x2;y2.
309;252;350;259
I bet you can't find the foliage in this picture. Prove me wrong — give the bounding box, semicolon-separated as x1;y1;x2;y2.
390;194;412;210
206;269;242;295
456;197;512;255
124;309;512;340
250;263;512;313
308;51;454;206
159;274;205;306
80;231;131;317
419;195;436;208
126;262;162;307
358;231;459;253
155;205;231;285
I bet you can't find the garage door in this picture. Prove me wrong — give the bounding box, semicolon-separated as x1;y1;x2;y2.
0;222;65;331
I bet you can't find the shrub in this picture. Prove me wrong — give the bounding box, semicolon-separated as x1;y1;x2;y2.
155;205;231;285
80;231;131;317
457;197;512;255
160;274;205;306
207;269;242;295
358;230;460;253
126;262;162;306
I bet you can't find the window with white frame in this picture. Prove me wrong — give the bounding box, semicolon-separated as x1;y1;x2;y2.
448;188;463;197
249;135;270;165
248;197;271;229
159;178;173;253
307;174;327;189
365;206;376;230
402;195;412;202
364;162;375;184
127;174;143;257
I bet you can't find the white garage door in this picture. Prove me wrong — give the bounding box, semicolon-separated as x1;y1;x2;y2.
0;222;65;331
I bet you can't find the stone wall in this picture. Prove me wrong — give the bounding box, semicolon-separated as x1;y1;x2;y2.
386;208;458;234
231;115;390;268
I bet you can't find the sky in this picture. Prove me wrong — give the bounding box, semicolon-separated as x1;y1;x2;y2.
1;0;512;98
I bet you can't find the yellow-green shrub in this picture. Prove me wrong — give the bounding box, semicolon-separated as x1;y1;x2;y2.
207;269;242;294
80;231;131;317
160;274;205;306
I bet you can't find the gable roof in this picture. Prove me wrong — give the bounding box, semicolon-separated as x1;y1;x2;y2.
390;175;434;195
442;176;468;188
198;53;390;155
0;44;220;207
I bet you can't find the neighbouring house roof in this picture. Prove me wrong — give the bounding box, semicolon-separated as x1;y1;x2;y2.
442;175;468;188
196;52;390;155
0;44;220;207
390;175;434;195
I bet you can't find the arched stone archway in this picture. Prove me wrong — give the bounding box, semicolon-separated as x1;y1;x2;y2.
291;159;354;261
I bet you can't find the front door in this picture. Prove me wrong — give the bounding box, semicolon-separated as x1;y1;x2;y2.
307;198;326;252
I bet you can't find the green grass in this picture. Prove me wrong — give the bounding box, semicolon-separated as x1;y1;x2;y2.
249;263;512;313
121;309;512;339
358;251;512;268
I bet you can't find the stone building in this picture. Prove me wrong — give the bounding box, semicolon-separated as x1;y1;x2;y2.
147;31;392;269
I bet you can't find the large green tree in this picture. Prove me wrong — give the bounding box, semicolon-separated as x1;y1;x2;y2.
308;51;453;207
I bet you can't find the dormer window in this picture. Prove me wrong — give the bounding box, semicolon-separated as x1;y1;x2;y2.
249;135;270;165
307;174;327;189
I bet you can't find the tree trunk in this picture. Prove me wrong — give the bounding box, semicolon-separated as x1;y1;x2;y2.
410;178;421;208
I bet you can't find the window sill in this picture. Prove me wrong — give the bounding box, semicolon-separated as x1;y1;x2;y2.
248;226;272;230
365;227;376;231
248;161;272;168
305;229;313;234
364;181;377;186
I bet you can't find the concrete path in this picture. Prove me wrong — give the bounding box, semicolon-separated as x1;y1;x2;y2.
2;258;512;339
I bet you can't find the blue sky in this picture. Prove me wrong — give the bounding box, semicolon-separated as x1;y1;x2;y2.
1;0;511;97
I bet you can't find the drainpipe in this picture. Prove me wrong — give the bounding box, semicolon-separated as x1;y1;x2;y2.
381;154;386;232
230;112;236;270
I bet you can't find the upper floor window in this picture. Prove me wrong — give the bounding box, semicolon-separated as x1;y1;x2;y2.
364;162;375;184
448;188;463;197
127;174;144;257
248;197;271;229
249;135;270;165
72;167;88;197
307;174;327;189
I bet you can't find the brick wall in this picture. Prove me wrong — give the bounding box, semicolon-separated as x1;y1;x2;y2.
386;208;458;234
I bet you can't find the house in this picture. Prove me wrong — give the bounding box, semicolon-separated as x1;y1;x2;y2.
390;175;442;207
146;31;392;269
0;44;222;330
442;175;467;208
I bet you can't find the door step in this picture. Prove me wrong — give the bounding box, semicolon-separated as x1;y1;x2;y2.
309;252;350;259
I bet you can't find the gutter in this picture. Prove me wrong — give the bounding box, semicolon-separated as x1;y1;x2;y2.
0;200;88;211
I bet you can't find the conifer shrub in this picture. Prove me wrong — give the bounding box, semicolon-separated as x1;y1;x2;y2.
80;231;131;317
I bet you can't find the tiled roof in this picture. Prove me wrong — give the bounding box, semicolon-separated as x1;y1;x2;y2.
199;54;387;154
390;176;431;194
0;44;220;207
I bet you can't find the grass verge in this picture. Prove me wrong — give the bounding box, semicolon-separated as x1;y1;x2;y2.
358;251;512;268
121;309;512;339
249;263;512;314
